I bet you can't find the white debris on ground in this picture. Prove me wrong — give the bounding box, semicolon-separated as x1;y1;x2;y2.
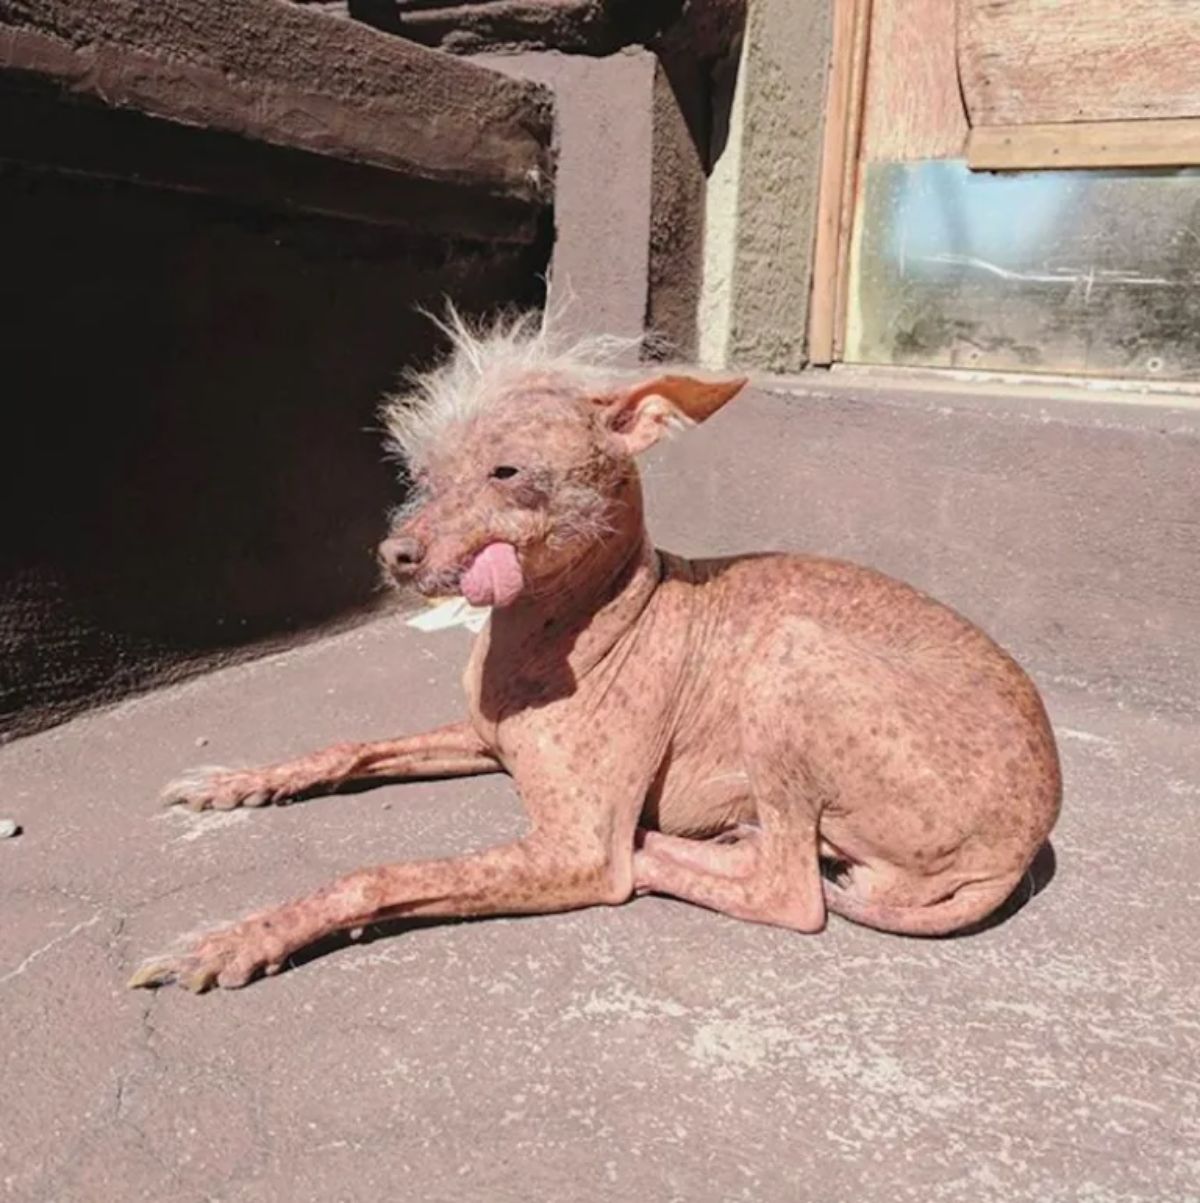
0;818;20;839
406;597;491;634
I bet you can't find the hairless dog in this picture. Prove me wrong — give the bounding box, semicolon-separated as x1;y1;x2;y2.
130;313;1061;992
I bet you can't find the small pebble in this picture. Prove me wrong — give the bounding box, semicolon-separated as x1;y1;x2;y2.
0;819;21;839
195;736;209;748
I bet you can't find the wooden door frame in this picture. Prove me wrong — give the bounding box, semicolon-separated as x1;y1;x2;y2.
807;0;872;366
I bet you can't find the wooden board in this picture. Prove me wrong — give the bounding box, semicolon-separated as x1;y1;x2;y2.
808;0;871;364
858;0;967;162
832;0;872;359
969;118;1200;170
958;0;1200;127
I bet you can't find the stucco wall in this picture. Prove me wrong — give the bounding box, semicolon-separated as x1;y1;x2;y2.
699;0;832;371
478;0;832;367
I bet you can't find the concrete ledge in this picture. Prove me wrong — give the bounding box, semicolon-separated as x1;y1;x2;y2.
0;0;553;238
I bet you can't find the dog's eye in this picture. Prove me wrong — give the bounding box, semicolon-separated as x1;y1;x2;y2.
490;466;520;480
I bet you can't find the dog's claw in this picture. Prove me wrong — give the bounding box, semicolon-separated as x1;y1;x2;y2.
184;967;220;993
127;957;184;991
159;766;274;812
128;920;285;993
127;954;221;993
160;765;230;809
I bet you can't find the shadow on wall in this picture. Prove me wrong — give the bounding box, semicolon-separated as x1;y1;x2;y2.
0;166;547;740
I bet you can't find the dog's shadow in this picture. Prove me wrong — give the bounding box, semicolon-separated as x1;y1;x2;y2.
943;840;1058;939
284;910;518;976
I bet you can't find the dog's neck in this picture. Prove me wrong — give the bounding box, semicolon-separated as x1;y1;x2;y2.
491;531;659;667
482;478;663;690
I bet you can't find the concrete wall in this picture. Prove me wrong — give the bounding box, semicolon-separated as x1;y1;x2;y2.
476;49;657;350
483;1;832;368
698;0;832;372
0;168;545;740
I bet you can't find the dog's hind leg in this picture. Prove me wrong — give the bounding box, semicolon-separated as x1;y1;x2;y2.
634;766;828;934
633;806;828;933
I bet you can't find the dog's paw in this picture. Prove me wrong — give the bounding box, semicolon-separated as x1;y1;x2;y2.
160;766;273;812
127;921;286;993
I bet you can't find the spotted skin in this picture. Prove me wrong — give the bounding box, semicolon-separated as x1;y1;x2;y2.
130;367;1061;992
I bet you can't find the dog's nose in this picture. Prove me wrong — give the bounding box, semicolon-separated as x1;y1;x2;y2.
378;534;424;576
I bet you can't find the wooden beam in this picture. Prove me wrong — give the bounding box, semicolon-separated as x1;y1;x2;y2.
968;119;1200;172
831;0;871;361
0;73;544;241
808;0;871;366
0;0;552;238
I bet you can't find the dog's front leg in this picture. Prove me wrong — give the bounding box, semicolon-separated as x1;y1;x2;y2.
130;818;633;992
161;721;501;811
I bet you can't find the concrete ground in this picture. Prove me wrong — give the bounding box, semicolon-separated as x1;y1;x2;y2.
2;382;1198;1201
2;612;1196;1202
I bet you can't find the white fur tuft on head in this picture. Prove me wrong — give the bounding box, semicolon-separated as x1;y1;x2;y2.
380;305;641;468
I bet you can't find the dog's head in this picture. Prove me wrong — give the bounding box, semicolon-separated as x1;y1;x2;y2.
378;310;746;608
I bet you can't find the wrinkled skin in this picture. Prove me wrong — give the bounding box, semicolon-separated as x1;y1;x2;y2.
131;373;1060;993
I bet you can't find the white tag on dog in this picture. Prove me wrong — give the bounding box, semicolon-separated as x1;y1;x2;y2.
406;597;491;634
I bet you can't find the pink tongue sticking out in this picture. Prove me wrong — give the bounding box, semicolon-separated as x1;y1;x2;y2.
460;542;524;608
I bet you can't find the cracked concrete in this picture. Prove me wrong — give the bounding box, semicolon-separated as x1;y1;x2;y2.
2;382;1198;1201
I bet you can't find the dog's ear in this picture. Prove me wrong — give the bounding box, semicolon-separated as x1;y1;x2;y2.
596;374;748;455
